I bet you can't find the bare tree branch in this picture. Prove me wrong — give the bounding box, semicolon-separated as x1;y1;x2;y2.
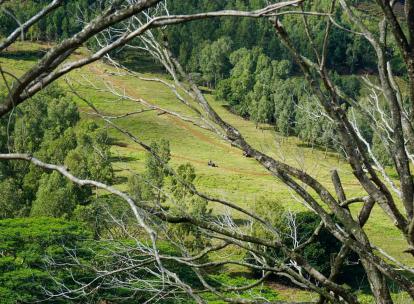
0;0;64;52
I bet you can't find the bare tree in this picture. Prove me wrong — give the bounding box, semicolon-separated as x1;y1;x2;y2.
1;0;414;303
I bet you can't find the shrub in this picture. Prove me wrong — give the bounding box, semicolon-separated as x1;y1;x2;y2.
0;217;90;303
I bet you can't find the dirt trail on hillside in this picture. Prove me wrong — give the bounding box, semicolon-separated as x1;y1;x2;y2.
90;64;236;153
166;115;236;152
87;63;271;177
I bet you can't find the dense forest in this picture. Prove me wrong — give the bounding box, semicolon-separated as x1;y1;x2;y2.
0;0;413;303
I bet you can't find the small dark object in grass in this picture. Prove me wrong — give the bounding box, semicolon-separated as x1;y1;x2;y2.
208;160;218;168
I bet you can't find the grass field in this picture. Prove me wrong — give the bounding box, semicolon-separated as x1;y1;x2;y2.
1;42;412;302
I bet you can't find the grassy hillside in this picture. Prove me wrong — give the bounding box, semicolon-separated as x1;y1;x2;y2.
0;41;412;272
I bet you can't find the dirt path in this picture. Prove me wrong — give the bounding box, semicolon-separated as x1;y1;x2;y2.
86;63;272;178
92;64;240;155
166;115;234;152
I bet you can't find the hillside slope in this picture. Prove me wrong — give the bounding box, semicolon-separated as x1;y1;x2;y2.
0;42;411;267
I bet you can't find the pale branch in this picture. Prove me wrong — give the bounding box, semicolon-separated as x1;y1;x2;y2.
1;0;414;302
350;112;403;200
155;211;360;303
0;154;223;303
0;0;163;116
0;154;154;234
99;17;414;298
375;0;414;120
102;82;214;132
372;245;414;275
1;8;23;41
294;221;323;252
207;235;344;301
273;12;410;247
0;0;64;52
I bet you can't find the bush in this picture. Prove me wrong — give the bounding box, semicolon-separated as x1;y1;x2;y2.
0;217;90;303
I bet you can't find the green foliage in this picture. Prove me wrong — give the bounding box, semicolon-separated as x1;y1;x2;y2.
272;78;300;136
216;47;366;149
72;194;133;238
168;163;211;251
75;240;203;303
293;212;341;275
0;217;90;303
372;133;393;167
331;73;361;100
0;178;25;219
295;97;338;149
0;217;202;303
30;172;78;218
0;0;94;42
0;85;114;219
199;37;233;87
1;3;411;300
165;0;397;77
146;139;171;191
0;217;200;303
65;121;114;183
250;197;286;242
11;85;79;155
217;48;308;136
215;47;262;116
129;139;171;204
